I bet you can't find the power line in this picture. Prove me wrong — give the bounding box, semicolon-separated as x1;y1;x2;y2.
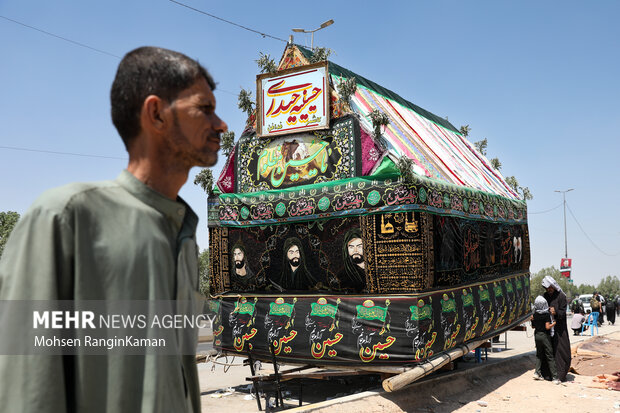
0;145;126;161
1;15;241;97
217;88;239;97
565;202;620;257
0;15;121;59
528;203;562;215
168;0;288;43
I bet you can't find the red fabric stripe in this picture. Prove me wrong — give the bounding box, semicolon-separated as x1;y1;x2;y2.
432;123;493;188
385;99;466;186
451;130;519;198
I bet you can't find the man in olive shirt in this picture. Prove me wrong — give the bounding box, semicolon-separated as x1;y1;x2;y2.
0;47;227;412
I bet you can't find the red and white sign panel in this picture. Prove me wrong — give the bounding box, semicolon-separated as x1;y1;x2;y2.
257;62;330;137
560;258;572;278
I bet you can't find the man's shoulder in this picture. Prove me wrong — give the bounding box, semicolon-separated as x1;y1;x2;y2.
29;180;120;216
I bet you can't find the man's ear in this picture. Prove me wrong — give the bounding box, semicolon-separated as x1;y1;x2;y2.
141;95;170;134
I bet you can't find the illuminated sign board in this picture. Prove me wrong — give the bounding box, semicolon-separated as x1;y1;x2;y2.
256;62;330;137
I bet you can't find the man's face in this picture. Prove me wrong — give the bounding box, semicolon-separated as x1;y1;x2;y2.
233;248;245;269
347;238;364;265
545;286;555;294
287;245;301;269
166;77;227;168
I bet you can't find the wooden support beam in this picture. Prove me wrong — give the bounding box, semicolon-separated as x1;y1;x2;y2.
382;338;487;392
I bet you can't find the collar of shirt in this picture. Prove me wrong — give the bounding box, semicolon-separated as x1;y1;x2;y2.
115;170;198;234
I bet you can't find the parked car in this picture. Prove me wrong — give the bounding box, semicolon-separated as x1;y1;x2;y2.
578;294;593;313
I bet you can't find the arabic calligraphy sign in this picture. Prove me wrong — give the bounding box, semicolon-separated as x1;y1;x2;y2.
252;134;342;189
211;273;531;365
239;115;358;192
257;62;330;137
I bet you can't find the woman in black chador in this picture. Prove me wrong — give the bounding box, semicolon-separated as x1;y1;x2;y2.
542;276;571;382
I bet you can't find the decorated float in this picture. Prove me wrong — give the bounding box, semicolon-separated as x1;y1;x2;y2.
207;44;531;381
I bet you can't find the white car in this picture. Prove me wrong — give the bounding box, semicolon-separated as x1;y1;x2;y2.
578;294;593;313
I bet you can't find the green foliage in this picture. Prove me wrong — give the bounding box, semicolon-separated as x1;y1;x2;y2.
577;284;596;295
0;211;20;258
474;138;488;156
520;187;533;201
459;125;471;137
490;157;502;171
255;52;277;74
528;268;620;302
337;77;357;108
530;266;579;302
237;88;254;117
198;249;210;297
505;175;533;201
368;109;390;140
221;131;235;157
505;176;518;191
530;269;619;303
308;47;332;63
397;156;415;184
465;128;533;200
193;168;214;195
597;275;620;298
468;130;533;201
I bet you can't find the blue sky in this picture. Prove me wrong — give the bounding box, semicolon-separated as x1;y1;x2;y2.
1;1;618;287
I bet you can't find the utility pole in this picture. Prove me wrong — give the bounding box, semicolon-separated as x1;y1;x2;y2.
554;188;574;258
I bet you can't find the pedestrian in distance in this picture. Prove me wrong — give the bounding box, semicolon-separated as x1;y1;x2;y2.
605;295;616;325
542;276;572;382
570;296;584;315
0;46;227;412
590;292;602;326
531;296;560;385
597;292;606;324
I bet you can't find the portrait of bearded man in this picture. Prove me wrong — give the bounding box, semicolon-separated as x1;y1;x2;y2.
274;237;320;291
336;228;366;293
230;242;256;291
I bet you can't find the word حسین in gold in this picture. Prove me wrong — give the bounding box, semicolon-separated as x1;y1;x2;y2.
258;140;330;188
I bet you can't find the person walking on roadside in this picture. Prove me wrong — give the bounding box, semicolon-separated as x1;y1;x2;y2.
598;292;606;324
542;276;572;382
532;296;560;384
590;292;602;326
605;295;616;325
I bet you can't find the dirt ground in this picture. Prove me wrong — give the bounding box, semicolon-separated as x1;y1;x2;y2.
199;325;620;413
571;335;620;377
307;352;620;413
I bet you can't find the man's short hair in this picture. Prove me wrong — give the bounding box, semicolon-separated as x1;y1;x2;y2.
110;46;216;150
232;242;246;257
